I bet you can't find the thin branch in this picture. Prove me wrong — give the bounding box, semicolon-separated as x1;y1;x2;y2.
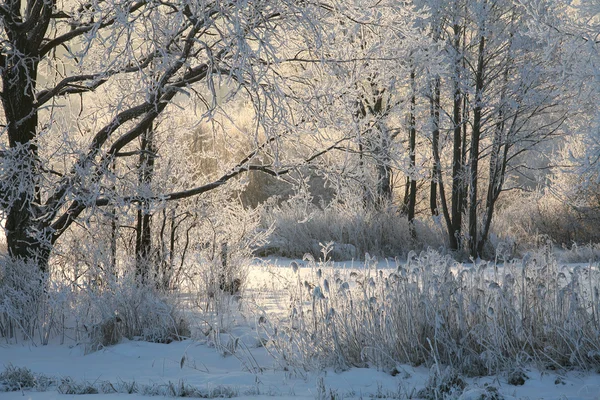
39;0;148;56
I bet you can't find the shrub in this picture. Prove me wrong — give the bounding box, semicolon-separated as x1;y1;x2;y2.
0;257;48;342
492;190;600;255
260;193;443;260
80;272;190;353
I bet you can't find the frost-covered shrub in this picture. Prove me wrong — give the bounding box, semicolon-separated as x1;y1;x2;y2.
0;257;45;341
261;193;443;260
79;272;190;353
182;200;267;316
0;256;77;345
555;242;600;264
492;189;600;254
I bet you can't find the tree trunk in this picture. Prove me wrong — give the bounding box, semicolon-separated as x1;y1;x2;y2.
430;77;441;217
376;162;393;208
468;34;486;258
449;23;464;250
1;14;52;272
430;77;453;233
135;127;156;282
375;122;393;210
110;162;118;277
407;70;417;237
371;86;392;210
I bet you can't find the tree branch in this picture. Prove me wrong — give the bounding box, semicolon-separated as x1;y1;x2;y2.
39;0;148;57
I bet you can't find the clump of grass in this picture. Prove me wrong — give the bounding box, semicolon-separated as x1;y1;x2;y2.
417;367;467;400
58;378;99;394
134;380;244;398
0;364;36;392
0;367;247;399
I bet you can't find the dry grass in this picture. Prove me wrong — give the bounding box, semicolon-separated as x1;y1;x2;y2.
261;247;600;376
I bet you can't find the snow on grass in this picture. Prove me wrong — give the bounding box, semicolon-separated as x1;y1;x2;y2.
3;251;600;399
2;338;600;399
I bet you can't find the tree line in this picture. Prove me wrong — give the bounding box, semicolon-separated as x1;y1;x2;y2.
1;0;598;282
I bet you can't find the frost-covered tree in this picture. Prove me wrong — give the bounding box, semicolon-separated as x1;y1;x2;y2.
414;0;566;256
0;0;328;272
522;0;600;194
286;0;434;213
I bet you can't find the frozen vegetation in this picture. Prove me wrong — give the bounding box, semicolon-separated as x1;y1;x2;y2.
3;0;600;398
2;246;600;398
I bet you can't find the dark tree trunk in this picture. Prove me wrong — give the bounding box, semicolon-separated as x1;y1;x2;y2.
135;127;156;282
407;70;417;237
371;87;392;210
110;162;118;277
468;34;486;258
430;77;441;216
430;77;453;234
478;142;508;256
449;23;464;251
1;3;52;272
376;162;393;209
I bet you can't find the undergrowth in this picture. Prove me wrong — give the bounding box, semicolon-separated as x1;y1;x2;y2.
262;246;600;376
260;195;443;260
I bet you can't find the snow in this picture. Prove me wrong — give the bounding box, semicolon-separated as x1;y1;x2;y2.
2;339;600;399
0;339;412;399
2;259;600;399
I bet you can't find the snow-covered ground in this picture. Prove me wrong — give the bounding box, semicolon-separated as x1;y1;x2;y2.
2;257;600;399
3;337;600;399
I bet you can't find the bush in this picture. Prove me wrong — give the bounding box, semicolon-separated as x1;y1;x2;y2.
80;272;190;353
0;257;57;343
492;190;600;255
260;193;443;260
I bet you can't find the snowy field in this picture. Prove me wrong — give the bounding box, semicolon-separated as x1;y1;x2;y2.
2;256;600;399
3;337;600;399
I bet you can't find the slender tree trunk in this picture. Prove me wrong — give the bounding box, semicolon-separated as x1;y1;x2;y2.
479;132;510;256
407;70;417;237
169;209;177;286
375;128;393;210
135;127;156;282
469;34;486;258
110;162;118;277
449;23;464;250
430;77;441;216
357;138;371;208
371;87;392;210
430;76;453;233
157;208;169;290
